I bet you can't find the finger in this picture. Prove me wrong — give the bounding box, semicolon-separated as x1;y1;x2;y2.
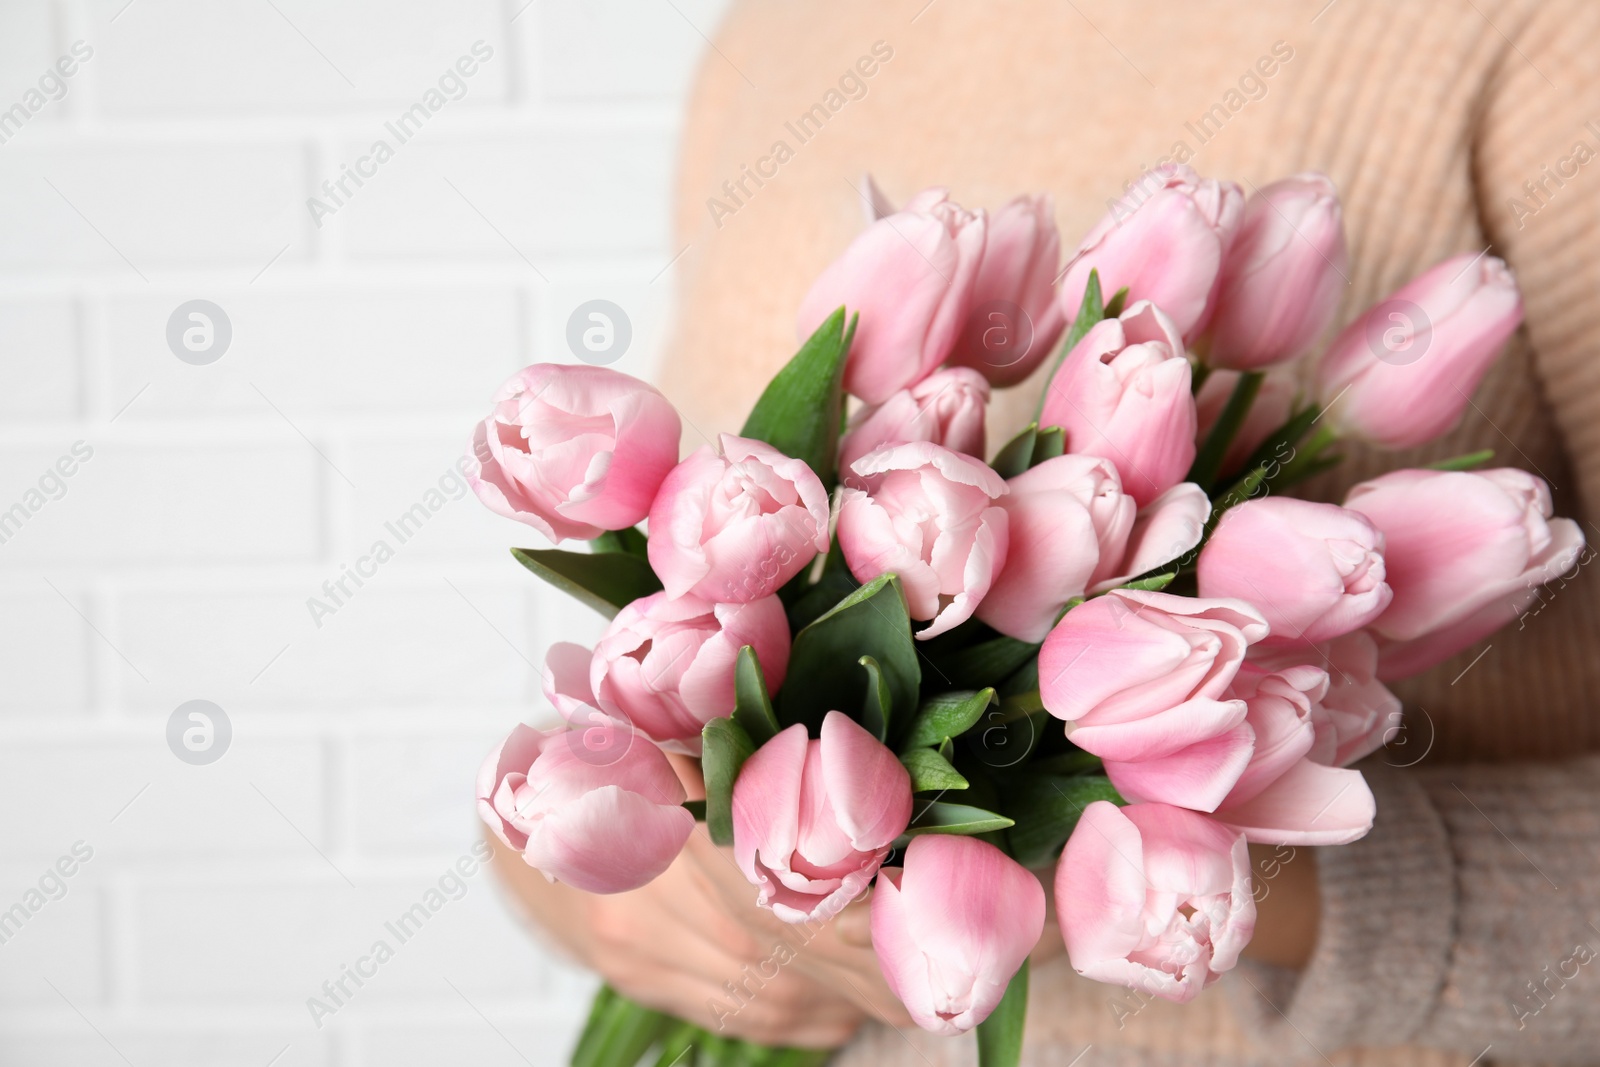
666;752;707;800
800;957;915;1029
832;898;873;947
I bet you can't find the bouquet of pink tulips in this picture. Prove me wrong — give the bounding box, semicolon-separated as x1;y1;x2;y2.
471;165;1583;1067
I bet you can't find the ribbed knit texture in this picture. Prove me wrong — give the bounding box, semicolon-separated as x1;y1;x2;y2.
661;2;1600;1064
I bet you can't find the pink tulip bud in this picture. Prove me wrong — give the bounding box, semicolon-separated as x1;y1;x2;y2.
732;713;913;923
590;592;791;751
871;836;1045;1035
1093;482;1212;593
476;722;693;894
1220;664;1325;804
1310;631;1403;766
799;188;987;403
1040;591;1267;811
648;433;831;603
1344;468;1585;677
1248;630;1402;768
1207;173;1348;370
838;367;989;477
1315;253;1523;449
947;193;1065;386
1058;802;1254;1003
1208;661;1377;847
1059;165;1244;339
1193;369;1295;479
838;443;1009;639
1039;301;1197;507
466;364;681;543
1198;498;1392;647
977;455;1136;643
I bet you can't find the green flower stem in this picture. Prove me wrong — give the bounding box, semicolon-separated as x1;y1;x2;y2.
1271;422;1339;487
1188;371;1263;490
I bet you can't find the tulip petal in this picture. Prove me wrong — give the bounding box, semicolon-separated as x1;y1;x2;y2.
1213;759;1375;845
1103;723;1256;812
1069;696;1249;763
1092;482;1210;592
731;723;809;881
1057;802;1149;973
820;711;914;850
526;784;694;894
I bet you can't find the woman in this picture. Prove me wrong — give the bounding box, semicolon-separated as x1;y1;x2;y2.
493;1;1600;1063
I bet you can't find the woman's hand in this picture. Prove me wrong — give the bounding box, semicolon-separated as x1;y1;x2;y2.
488;818;869;1047
486;752;890;1046
487;751;1078;1045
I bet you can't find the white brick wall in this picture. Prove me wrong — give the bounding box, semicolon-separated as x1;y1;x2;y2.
0;1;726;1063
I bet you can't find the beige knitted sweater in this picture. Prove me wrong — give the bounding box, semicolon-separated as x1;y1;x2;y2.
658;2;1600;1064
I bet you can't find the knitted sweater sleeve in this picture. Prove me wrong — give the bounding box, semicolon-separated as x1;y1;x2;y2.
1233;7;1600;1061
1229;758;1600;1063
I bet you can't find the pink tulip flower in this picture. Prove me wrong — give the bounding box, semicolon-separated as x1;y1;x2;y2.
977;454;1135;642
1039;301;1197;507
466;364;681;543
1058;802;1254;1003
1198;498;1392;647
1040;591;1268;811
732;712;913;923
839;367;989;479
980;460;1214;643
1193;369;1295;479
476;722;693;894
798;188;987;403
1058;164;1244;339
1220;664;1326;804
1248;630;1402;768
648;433;831;604
1315;253;1523;449
1093;482;1213;592
947;193;1066;386
1345;468;1585;677
871;836;1045;1035
1310;631;1404;766
838;442;1009;640
590;592;790;750
1207;173;1348;370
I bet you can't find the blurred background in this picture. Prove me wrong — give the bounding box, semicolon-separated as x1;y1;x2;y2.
0;1;729;1063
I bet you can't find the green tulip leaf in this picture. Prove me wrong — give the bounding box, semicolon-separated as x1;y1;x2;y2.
937;635;1041;690
591;525;648;559
903;801;1015;838
901;689;996;751
732;645;781;745
740;306;857;489
701;717;756;847
900;747;970;792
1005;773;1124;869
777;574;919;738
510;546;662;619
